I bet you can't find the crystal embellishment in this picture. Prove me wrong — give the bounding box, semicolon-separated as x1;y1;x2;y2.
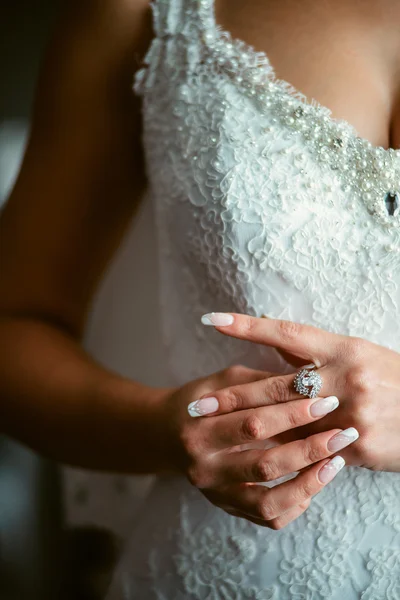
197;0;400;229
385;191;400;217
293;365;323;399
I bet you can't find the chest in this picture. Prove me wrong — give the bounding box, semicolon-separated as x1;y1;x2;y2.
214;0;400;150
145;71;400;338
393;95;400;151
136;0;400;348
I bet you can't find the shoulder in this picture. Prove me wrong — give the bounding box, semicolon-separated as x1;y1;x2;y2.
94;0;154;61
57;0;154;68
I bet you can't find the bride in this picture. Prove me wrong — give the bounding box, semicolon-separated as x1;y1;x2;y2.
1;0;400;598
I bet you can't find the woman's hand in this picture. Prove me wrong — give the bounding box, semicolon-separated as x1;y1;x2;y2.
201;312;400;472
161;364;356;530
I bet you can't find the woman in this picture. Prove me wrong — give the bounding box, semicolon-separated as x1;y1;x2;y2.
1;0;399;598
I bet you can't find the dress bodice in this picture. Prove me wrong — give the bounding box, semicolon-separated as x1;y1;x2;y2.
106;1;400;598
133;0;400;385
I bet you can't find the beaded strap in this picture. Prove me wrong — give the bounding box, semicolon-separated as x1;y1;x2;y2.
134;0;215;94
149;0;184;38
133;0;194;94
149;0;214;38
194;0;215;30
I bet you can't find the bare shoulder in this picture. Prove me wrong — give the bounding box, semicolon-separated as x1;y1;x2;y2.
0;0;156;335
57;0;154;69
90;0;154;63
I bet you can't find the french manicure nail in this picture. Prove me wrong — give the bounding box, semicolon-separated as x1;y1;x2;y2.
318;455;346;484
188;397;219;417
310;395;339;417
327;427;360;452
201;313;234;326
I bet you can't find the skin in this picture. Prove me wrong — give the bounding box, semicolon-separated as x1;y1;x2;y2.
0;0;399;530
197;314;400;473
215;0;400;149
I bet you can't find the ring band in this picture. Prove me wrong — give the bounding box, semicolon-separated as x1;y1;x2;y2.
293;364;323;399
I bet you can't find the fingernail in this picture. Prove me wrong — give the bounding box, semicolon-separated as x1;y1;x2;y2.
310;395;339;417
327;427;359;452
188;397;219;417
201;312;234;326
318;455;345;484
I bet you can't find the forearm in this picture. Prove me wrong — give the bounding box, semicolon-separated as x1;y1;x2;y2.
0;315;175;473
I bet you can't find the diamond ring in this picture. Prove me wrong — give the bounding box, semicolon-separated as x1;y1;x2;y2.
293;364;323;399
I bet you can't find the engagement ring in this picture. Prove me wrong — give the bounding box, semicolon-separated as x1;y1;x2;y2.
293;364;323;399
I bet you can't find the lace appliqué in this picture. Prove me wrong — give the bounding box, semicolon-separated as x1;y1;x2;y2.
168;469;400;600
362;548;400;600
173;492;278;600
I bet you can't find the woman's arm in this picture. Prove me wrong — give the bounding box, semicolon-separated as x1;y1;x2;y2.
0;316;172;472
0;2;356;529
0;0;174;472
1;0;153;336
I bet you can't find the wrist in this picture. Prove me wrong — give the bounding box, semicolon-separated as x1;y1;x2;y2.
146;384;182;474
96;374;179;474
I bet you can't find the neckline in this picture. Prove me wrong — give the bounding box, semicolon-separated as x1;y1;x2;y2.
201;0;400;157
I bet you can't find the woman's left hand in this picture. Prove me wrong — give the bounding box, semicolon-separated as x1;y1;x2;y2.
201;312;400;472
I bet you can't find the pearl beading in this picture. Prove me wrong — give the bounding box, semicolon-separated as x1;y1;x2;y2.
196;0;400;229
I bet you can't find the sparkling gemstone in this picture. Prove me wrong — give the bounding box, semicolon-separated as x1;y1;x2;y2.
384;191;400;217
332;137;344;149
293;107;305;118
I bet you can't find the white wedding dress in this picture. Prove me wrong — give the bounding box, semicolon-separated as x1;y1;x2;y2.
106;0;400;598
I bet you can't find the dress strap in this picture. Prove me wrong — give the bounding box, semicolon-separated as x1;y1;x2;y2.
152;0;215;38
193;0;216;32
133;0;216;95
149;0;183;38
182;0;215;36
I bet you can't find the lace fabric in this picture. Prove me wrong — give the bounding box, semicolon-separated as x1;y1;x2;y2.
106;1;400;597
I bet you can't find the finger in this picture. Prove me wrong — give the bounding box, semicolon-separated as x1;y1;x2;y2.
232;455;345;521
190;366;275;418
213;428;344;485
208;395;340;449
217;365;274;388
267;498;311;530
201;312;344;365
226;499;310;529
224;509;273;528
192;371;333;417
